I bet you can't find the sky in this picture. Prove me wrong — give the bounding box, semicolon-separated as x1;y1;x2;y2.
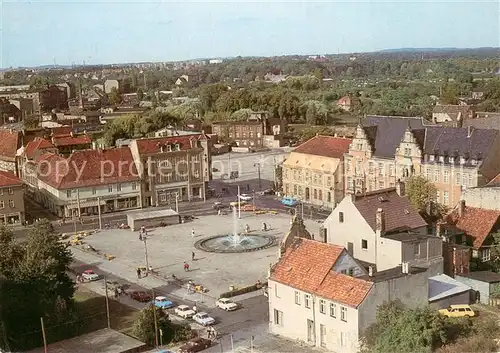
1;0;499;68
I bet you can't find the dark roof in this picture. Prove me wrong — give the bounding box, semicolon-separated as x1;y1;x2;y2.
293;135;352;159
384;231;434;242
487;173;500;187
458;271;500;283
421;127;498;172
362;116;431;158
353;188;427;233
464;116;500;131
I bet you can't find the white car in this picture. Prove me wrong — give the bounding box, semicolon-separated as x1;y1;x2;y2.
175;305;196;319
193;312;216;326
81;269;99;282
238;194;253;201
216;298;239;311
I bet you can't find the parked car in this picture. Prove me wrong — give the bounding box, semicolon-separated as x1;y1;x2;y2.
281;197;298;207
193;312;216;326
179;337;212;353
175;305;196;319
212;202;227;210
130;291;152;302
154;296;174;309
258;189;275;195
230;200;248;207
439;304;475;318
82;269;99;281
239;194;253;201
216;298;239;311
240;204;256;212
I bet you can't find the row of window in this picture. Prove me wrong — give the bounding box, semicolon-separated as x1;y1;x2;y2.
0;200;16;208
283;169;334;187
428;155;478;165
284;184;333;203
0;188;15;196
294;291;348;322
425;168;474;186
346;161;396;177
66;183;138;197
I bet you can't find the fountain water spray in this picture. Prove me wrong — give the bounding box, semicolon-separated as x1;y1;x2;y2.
232;206;241;243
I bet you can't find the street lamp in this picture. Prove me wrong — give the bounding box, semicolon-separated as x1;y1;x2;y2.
253;163;262;190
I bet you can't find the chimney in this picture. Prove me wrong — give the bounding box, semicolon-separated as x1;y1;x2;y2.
458;200;466;218
376;208;385;235
467;126;473;138
395;180;405;197
368;266;374;277
318;226;327;243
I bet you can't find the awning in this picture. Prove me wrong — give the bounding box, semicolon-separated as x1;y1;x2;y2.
66;199;106;209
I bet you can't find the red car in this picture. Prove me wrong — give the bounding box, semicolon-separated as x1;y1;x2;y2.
129;291;152;302
179;337;212;353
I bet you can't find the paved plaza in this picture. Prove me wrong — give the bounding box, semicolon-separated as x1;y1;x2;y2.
77;212;322;301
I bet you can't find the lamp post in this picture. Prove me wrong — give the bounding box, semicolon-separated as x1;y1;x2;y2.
143;234;149;275
253;163;262;190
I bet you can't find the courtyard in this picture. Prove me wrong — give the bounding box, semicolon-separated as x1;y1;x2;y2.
77;212;322;302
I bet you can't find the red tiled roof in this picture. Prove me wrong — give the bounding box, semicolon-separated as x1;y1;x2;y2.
0;129;21;161
353;188;427;233
134;134;208;155
445;206;500;248
0;171;22;187
51;126;73;136
37;147;139;189
293;135;352;159
270;238;373;308
25;137;55;159
52;134;92;147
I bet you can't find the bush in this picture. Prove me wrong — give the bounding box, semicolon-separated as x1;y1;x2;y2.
219;282;267;298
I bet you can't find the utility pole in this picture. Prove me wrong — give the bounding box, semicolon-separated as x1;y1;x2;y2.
237;185;241;219
254;163;262;190
230;333;234;353
40;317;47;353
152;289;158;348
97;197;102;230
76;189;81;218
143;235;150;274
104;277;111;328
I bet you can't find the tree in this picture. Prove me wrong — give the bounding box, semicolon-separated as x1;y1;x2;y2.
274;163;283;192
133;304;193;346
108;87;122;105
406;175;439;213
136;88;144;101
0;220;75;351
298;126;334;142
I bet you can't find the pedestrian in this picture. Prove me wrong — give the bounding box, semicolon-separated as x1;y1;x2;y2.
207;327;212;339
136;267;141;279
192;251;195;261
139;232;143;241
217;209;221;216
191;228;195;238
192;305;197;313
262;222;267;231
114;288;119;299
184;262;189;272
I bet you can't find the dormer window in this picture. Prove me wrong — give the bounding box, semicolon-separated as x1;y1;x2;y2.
471;159;477;166
439;156;444;163
166;144;172;152
175;143;181;151
448;156;454;164
460;157;465;165
429;155;435;162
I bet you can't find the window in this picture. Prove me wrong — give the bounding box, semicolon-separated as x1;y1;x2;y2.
378;180;384;189
368;162;374;174
436;190;440;203
313;189;317;199
274;284;279;298
347;177;353;189
295;291;301;305
340;332;347;347
0;201;4;209
117;184;122;191
92;188;96;195
320;324;326;348
378;163;384;175
305;294;311;308
404;148;411;156
443;170;449;183
66;190;72;198
362;239;368;250
443;191;449;205
414;243;420;256
482;248;491;262
273;309;283;326
340;306;347;322
426;168;431;180
339;212;344;223
389;165;395;176
469;174;473;186
348;268;355;277
7;187;13;195
346;162;351;173
327;176;332;186
330;303;336;317
8;200;14;208
132;183;137;190
319;299;326;314
456;173;461;185
434;169;439;182
462;174;467;186
318;190;323;201
108;185;113;193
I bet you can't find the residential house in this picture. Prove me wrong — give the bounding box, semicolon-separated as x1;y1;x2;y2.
56;82;75;99
441;200;500;264
337;95;352;111
38;85;68;113
9;98;34;118
268;237;429;353
322;185;444;275
0;171;25;224
0;97;22;123
129;134;212;207
471;89;485;100
0;129;22;175
455;271;500;304
263;73;288;84
31;148;141;217
282;135;352;209
432;104;473;125
51;132;92;156
104;79;131;94
175;75;190;86
345;116;500;207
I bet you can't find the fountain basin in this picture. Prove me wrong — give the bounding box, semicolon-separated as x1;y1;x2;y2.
195;234;277;253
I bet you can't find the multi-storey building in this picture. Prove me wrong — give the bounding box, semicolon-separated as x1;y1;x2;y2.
39;85;68;113
31;148;140;218
282;135;352;209
129;134;212;207
345;116;500;207
0;171;25;224
0;129;22;175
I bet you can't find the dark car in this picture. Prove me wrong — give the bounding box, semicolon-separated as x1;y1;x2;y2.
179;337;212;353
129;291;152;302
212;202;227;210
262;189;275;195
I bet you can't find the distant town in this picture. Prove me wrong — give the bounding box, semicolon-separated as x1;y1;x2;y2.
1;46;500;353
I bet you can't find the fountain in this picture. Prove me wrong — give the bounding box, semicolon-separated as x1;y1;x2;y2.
194;207;276;253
